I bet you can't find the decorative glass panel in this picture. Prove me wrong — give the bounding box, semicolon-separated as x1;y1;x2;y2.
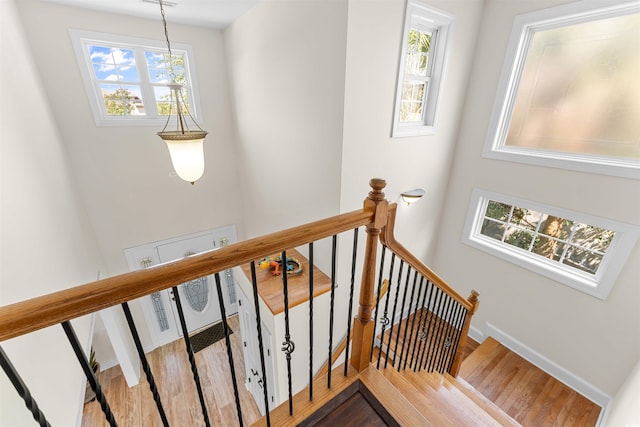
151;292;170;331
182;277;209;312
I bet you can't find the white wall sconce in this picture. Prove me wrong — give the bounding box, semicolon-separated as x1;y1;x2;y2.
400;188;426;205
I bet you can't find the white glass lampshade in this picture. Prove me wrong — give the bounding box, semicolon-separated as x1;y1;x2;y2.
161;132;206;183
400;188;426;205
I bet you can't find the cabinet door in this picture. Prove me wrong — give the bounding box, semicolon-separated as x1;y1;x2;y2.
236;286;276;415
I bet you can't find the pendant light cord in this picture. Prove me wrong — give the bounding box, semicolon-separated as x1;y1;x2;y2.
159;1;176;81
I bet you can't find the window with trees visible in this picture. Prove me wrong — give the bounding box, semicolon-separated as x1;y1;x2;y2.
70;30;201;126
463;189;639;300
484;2;640;179
391;1;453;137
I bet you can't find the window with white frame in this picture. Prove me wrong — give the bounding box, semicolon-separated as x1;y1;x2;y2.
391;1;453;137
70;30;202;126
463;189;639;300
484;1;640;179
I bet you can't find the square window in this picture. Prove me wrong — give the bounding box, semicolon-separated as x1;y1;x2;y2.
483;2;640;178
70;30;202;126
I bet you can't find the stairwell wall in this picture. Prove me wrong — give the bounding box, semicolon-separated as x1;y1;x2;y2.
0;1;105;424
431;0;640;398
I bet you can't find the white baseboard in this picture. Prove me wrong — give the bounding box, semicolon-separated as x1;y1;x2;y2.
468;324;484;344
483;322;611;412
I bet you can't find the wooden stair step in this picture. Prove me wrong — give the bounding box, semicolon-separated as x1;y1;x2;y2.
458;336;501;379
251;364;360;427
379;366;510;427
445;374;521;426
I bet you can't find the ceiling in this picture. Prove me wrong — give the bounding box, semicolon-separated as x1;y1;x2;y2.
38;0;260;29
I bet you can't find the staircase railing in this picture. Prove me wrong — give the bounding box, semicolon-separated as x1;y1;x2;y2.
373;203;480;377
0;178;478;427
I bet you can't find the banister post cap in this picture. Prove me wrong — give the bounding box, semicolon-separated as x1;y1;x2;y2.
368;178;386;201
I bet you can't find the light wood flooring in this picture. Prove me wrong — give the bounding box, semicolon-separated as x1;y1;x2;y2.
82;315;262;427
460;337;601;426
84;316;601;427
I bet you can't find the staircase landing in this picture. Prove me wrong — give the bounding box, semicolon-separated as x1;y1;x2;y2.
460;337;601;426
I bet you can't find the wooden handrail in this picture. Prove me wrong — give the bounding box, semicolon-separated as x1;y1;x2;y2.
380;203;474;312
0;209;374;342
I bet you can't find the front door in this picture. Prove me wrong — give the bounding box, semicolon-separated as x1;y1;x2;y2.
157;234;221;335
123;226;239;347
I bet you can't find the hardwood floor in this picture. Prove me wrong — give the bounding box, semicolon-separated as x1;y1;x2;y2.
82;315;261;427
459;337;601;426
84;316;600;427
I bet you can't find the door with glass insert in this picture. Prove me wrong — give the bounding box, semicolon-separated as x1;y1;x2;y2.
156;234;222;334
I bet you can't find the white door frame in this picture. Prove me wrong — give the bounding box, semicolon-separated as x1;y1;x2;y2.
123;225;238;349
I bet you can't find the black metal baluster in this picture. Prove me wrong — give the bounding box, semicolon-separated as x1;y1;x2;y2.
446;308;469;374
249;261;272;427
427;291;449;372
61;321;117;427
384;260;404;369
376;253;395;369
409;278;430;371
370;245;387;362
171;286;210;427
308;243;314;401
398;270;419;371
418;286;442;372
249;261;272;425
344;228;359;377
121;302;169;427
327;235;337;388
0;346;51;427
280;250;295;416
432;297;454;373
439;303;463;373
214;273;244;426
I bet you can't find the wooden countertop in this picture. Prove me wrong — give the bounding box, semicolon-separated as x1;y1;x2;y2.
240;248;332;315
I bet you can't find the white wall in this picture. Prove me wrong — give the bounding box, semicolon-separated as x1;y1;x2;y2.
15;0;244;277
0;1;104;424
432;0;640;398
224;0;347;238
605;358;640;426
14;0;246;360
340;0;484;263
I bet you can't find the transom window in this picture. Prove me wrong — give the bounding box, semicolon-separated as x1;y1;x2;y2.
392;1;453;137
464;189;639;300
480;201;614;276
70;30;201;126
483;1;640;178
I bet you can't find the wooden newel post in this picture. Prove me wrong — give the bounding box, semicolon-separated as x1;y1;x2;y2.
449;290;480;377
350;178;389;372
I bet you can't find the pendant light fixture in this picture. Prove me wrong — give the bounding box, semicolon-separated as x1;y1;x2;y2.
156;0;207;184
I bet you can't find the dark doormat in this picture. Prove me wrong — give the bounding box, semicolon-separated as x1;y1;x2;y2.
190;322;233;353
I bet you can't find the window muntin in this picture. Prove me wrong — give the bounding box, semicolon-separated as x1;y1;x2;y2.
480;200;614;275
463;189;639;300
392;2;453;137
70;30;201;126
483;2;640;178
399;28;435;123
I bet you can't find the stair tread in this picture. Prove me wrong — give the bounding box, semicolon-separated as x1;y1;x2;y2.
458;336;500;378
379;366;513;427
446;374;521;427
359;367;434;426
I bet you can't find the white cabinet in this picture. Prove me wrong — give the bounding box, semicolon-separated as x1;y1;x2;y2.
236;285;276;415
234;249;333;412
